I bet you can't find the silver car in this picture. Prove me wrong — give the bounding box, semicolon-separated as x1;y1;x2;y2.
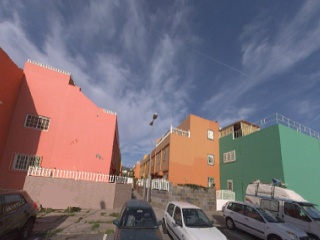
223;201;309;240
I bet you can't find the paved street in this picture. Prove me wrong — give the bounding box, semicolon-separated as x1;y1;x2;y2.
28;190;259;240
28;205;259;240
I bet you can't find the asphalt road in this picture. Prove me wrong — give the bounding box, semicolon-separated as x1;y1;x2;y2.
31;226;260;240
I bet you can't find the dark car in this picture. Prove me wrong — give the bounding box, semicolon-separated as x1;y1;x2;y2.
0;189;38;240
113;199;163;240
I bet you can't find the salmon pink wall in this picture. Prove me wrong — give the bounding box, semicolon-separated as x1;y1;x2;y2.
1;58;120;189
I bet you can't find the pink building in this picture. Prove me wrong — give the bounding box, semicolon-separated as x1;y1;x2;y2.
0;48;121;189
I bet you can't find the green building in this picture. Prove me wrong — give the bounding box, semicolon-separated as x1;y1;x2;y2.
219;113;320;207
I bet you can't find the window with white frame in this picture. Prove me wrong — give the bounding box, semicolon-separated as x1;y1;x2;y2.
207;154;214;165
12;153;42;171
223;150;236;163
208;177;215;188
227;180;233;191
25;114;50;131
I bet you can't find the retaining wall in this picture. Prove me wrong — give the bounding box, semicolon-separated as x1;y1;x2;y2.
137;184;217;211
23;175;131;210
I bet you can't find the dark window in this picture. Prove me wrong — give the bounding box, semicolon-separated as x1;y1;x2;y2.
3;194;27;214
167;203;175;217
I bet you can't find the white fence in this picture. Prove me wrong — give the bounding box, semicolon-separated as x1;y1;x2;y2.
136;178;170;191
27;166;133;184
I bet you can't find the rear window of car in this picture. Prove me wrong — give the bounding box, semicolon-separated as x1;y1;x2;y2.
3;194;27;214
120;207;157;228
227;202;244;214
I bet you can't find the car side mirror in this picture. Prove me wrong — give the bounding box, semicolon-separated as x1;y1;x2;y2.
113;219;120;226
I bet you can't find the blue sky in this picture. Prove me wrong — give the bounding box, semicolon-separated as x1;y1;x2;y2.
1;1;320;168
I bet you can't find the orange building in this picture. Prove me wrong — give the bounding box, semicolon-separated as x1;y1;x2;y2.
0;48;121;189
139;114;221;189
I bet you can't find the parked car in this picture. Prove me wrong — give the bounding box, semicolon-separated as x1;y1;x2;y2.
0;189;38;240
223;201;309;240
113;199;163;240
246;182;320;240
162;201;227;240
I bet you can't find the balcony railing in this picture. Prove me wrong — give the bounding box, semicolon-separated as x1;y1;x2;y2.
136;178;170;191
156;125;190;147
27;166;133;184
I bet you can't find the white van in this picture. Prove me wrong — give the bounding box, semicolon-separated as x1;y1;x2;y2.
245;182;320;240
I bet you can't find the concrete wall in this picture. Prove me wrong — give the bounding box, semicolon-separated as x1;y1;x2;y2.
137;185;217;211
23;176;131;210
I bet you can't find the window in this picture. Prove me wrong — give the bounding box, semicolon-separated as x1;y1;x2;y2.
284;202;309;221
207;130;214;140
207;154;214;165
208;177;214;188
227;180;233;191
261;199;279;212
25;114;50;131
156;152;161;165
12;153;42;171
245;206;263;222
162;146;168;162
223;150;236;163
228;202;244;214
166;203;175;217
3;194;27;214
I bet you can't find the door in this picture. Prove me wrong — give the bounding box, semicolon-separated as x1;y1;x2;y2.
172;206;184;240
164;203;175;236
283;202;310;233
242;206;266;239
229;202;246;231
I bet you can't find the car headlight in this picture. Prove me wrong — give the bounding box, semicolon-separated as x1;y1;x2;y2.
287;231;298;240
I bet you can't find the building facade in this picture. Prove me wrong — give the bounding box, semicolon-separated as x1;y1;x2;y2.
0;48;121;189
139;114;221;189
219;114;320;207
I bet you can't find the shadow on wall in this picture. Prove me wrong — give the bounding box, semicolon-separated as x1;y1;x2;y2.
100;201;106;210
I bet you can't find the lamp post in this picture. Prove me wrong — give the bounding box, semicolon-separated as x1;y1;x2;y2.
147;113;158;202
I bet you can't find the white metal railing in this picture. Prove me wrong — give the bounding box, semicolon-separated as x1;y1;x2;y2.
225;113;320;140
157;125;190;147
27;166;133;184
216;190;235;200
136;178;170;191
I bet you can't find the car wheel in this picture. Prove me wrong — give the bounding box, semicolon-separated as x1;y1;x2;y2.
267;234;282;240
20;218;35;240
226;217;235;230
162;219;168;234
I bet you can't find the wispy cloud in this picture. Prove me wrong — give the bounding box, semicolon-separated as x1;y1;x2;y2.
1;1;320;166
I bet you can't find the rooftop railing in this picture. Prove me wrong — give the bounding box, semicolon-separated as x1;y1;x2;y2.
156;125;190;147
27;166;133;184
232;113;320;140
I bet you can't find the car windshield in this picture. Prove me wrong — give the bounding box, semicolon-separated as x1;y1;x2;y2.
182;208;213;228
256;207;279;223
119;207;158;229
300;203;320;220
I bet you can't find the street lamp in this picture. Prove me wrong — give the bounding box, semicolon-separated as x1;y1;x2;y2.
147;113;158;202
